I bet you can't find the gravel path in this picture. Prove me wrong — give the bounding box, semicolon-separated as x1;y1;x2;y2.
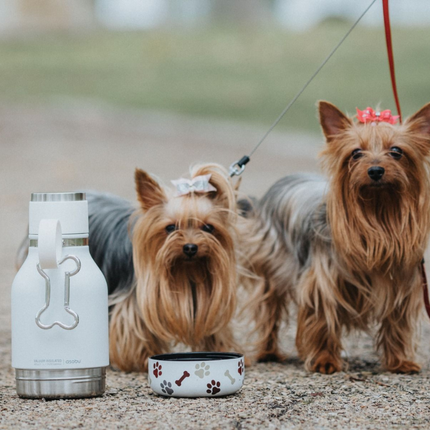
1;102;430;429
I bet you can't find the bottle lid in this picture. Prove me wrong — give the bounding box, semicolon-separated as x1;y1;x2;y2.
29;192;89;237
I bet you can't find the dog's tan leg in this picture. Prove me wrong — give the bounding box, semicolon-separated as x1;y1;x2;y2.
200;333;251;366
242;267;289;363
296;266;343;374
252;278;289;363
110;329;166;373
238;213;295;363
109;293;168;372
296;305;343;374
377;306;421;374
201;328;240;353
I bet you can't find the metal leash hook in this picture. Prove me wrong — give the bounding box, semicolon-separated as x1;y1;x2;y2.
35;255;81;330
227;0;377;177
229;155;250;178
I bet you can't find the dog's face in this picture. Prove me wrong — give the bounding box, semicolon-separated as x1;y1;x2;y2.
318;101;430;271
319;101;430;203
132;165;235;271
131;164;237;345
161;195;234;265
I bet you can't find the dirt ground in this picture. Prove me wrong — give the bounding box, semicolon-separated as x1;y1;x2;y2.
1;102;430;429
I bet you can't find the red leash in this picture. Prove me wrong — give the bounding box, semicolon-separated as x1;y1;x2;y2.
422;260;430;319
382;0;430;317
382;0;402;123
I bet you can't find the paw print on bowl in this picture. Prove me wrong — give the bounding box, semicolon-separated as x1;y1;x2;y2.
206;380;221;395
160;380;174;395
153;361;162;378
237;359;244;376
148;352;244;397
195;362;210;379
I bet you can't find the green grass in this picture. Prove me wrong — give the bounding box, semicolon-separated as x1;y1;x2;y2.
0;24;429;133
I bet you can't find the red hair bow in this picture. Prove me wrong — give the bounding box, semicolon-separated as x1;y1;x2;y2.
356;107;399;125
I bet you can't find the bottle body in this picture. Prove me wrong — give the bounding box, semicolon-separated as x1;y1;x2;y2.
12;245;109;398
11;193;109;398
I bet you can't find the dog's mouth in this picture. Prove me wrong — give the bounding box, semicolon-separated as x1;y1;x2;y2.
367;182;390;188
179;254;206;264
360;181;396;191
183;256;198;263
358;182;402;204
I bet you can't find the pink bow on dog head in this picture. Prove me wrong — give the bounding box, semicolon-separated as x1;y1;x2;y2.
356;107;399;125
171;174;217;197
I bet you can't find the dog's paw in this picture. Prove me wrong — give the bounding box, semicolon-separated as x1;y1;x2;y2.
256;351;286;363
389;360;421;374
312;352;342;374
243;356;251;367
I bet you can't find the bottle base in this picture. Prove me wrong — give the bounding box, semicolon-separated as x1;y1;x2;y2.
15;367;106;399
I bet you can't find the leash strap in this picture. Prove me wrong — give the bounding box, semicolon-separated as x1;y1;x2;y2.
422;259;430;319
229;0;401;177
382;0;402;123
229;0;378;177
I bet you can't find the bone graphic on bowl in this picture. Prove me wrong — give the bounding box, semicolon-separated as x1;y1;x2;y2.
224;369;236;385
175;370;190;386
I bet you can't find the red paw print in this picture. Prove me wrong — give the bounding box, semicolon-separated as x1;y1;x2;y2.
153;362;162;378
206;380;221;395
238;359;244;375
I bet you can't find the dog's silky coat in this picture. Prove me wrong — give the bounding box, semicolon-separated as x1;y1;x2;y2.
243;101;430;374
88;164;240;372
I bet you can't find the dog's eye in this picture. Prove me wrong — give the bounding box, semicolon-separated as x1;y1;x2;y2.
389;146;403;160
202;224;214;234
165;224;177;234
351;149;363;160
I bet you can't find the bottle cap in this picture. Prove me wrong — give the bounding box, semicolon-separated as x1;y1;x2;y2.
29;192;88;237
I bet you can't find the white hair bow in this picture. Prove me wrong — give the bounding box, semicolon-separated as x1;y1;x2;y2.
171;174;217;197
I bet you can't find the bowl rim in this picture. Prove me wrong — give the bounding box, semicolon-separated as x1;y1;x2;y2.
149;352;243;362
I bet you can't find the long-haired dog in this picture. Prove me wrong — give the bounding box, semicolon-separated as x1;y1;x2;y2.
243;101;430;374
88;163;240;372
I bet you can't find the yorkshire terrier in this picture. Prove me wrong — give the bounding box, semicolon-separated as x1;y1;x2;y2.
88;163;240;372
242;101;430;374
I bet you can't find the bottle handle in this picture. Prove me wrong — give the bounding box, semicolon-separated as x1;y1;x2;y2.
38;219;62;269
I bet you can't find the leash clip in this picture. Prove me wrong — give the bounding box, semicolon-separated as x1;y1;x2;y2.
229;155;250;178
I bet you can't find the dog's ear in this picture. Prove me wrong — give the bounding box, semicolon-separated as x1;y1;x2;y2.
191;163;235;211
135;168;166;211
319;101;352;142
406;102;430;137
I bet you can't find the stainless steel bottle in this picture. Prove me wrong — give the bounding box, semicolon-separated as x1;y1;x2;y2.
11;192;109;398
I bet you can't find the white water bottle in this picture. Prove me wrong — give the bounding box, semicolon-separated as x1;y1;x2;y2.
11;192;109;398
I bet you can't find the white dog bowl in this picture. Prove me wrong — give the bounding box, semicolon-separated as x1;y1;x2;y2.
148;352;245;397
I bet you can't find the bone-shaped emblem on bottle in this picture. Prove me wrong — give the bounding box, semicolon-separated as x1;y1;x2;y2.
35;255;81;330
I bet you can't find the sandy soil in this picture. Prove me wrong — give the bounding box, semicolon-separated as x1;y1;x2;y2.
1;102;430;429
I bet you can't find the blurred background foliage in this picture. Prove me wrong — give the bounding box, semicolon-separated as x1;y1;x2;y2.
0;0;429;133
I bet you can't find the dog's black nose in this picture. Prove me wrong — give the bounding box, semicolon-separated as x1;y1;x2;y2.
368;166;385;181
183;243;198;257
